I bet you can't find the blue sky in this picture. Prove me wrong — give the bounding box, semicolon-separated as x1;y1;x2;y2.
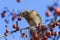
0;0;60;40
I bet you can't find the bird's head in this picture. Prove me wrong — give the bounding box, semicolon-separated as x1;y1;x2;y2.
19;10;30;17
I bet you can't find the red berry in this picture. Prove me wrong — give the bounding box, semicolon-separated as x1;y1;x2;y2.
33;31;38;38
13;24;18;28
58;31;60;35
16;27;19;30
12;15;16;21
51;31;54;35
50;27;54;31
52;22;60;27
31;37;34;40
1;11;6;18
17;0;21;2
46;32;51;37
43;35;48;40
4;33;8;36
51;22;56;28
13;24;19;30
56;22;60;26
38;38;42;40
55;7;60;15
54;32;57;36
37;25;47;30
48;6;54;11
37;24;41;29
22;33;27;38
18;16;22;21
6;29;10;33
46;11;51;17
41;25;47;30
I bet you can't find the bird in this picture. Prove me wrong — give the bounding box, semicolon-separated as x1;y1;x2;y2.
19;10;42;35
19;10;42;27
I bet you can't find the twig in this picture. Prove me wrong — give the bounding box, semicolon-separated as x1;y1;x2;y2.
0;27;30;38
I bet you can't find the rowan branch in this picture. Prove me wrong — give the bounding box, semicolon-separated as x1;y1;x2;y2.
0;27;30;38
